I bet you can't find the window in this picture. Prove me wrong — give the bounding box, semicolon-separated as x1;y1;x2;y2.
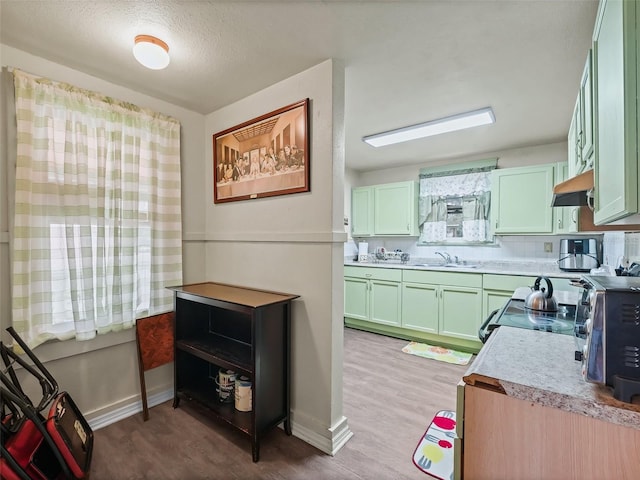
418;159;496;245
11;69;183;349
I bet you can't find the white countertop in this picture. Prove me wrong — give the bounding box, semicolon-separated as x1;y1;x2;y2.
344;258;583;279
463;326;640;430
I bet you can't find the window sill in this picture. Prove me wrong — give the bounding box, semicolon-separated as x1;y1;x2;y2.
24;328;135;364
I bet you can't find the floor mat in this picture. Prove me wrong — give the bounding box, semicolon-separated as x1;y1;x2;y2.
413;410;456;479
402;342;472;365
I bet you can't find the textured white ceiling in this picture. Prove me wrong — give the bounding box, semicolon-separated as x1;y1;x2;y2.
0;0;599;171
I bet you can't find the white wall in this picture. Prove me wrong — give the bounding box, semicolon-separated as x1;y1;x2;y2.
353;141;566;187
203;59;351;454
0;44;206;422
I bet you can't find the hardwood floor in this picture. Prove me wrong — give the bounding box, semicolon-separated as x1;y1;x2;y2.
90;327;471;479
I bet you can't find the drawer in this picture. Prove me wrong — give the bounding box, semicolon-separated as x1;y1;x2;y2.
403;269;482;288
482;274;537;291
344;266;402;282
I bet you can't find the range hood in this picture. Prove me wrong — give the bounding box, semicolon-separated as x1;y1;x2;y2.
551;169;594;207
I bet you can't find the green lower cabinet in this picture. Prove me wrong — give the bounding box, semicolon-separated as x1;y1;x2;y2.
345;267;581;355
401;282;438;333
369;279;402;326
344;276;369;321
439;286;483;341
401;281;482;340
483;290;513;319
401;270;483;344
344;266;402;327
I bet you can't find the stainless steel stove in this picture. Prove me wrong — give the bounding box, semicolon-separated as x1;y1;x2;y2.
479;287;580;343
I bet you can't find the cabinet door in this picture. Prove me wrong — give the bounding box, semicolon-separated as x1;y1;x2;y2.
373;182;417;236
593;0;638;224
351;187;373;236
580;50;594;168
439;286;483;341
401;282;439;333
344;276;369;321
567;97;582;179
554;163;578;234
369;279;401;326
491;164;555;234
483;290;511;319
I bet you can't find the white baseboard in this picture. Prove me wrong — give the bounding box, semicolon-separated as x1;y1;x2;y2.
86;390;354;458
327;416;354;455
291;411;353;456
87;388;174;431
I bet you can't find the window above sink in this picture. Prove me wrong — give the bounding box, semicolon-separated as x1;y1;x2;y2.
418;158;497;246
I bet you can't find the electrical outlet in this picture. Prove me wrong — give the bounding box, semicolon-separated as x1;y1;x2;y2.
544;242;553;253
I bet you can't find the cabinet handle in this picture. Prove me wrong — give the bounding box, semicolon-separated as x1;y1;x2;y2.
557;217;562;229
365;274;372;278
406;223;409;231
572;208;578;224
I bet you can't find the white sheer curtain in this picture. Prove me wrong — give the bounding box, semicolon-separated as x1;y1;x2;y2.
11;69;183;349
418;167;493;244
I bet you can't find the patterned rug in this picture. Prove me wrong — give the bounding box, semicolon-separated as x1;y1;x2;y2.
402;341;472;365
413;410;457;479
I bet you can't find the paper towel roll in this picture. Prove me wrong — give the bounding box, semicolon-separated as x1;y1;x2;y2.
358;242;368;255
358;242;368;262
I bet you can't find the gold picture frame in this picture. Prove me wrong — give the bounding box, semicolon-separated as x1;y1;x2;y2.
213;99;310;203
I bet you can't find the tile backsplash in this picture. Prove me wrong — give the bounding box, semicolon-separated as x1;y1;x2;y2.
345;232;635;267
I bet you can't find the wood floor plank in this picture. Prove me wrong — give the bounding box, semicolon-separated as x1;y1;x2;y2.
89;327;471;479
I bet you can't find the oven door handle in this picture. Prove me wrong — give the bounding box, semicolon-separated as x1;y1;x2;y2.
478;308;500;342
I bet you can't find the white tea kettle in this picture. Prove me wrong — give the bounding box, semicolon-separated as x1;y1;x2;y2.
524;276;558;312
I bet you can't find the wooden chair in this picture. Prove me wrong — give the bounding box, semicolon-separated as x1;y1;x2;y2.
135;312;175;421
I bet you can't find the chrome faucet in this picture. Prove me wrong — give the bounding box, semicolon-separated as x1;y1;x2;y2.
435;251;451;263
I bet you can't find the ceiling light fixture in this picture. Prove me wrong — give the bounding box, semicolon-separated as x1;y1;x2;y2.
133;35;170;70
363;107;495;148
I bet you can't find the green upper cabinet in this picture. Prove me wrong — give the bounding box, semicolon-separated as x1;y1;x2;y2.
373;181;419;236
567;95;582;179
580;50;594;167
351;181;418;237
554;162;579;234
567;50;593;179
592;0;639;224
351;187;374;236
491;164;555;234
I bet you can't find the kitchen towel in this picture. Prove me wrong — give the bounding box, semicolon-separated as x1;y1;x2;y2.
402;342;472;365
413;410;456;479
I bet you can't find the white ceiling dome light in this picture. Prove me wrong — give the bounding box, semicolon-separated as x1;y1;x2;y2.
133;35;170;70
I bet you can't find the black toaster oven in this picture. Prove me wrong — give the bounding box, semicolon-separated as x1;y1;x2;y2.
576;275;640;403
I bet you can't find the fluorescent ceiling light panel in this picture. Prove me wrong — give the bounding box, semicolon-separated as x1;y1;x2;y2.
363;107;495;147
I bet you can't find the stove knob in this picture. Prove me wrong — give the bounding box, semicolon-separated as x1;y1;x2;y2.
575;350;583;361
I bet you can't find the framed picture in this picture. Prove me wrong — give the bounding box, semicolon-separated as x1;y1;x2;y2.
213;98;310;203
